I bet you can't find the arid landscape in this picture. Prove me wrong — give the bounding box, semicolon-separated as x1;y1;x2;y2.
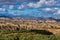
0;18;60;40
0;0;60;40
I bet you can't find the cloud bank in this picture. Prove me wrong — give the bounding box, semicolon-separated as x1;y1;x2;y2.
18;0;60;8
0;0;60;19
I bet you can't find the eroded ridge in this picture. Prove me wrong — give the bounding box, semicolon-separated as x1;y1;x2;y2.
0;18;60;34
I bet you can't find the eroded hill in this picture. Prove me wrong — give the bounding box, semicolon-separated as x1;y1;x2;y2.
0;18;60;34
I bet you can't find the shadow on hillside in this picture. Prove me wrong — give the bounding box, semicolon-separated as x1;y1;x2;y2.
30;30;53;35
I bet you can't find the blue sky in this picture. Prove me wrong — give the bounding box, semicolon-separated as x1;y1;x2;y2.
0;0;60;19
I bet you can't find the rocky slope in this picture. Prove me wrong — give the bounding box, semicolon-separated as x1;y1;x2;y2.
0;18;60;34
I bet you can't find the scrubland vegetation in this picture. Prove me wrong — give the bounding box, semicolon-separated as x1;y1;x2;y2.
0;29;58;40
0;18;60;40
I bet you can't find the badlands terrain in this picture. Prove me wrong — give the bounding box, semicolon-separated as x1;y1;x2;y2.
0;18;60;34
0;18;60;40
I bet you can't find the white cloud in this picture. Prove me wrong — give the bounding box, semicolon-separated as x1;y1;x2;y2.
18;5;25;9
27;3;41;8
56;10;60;14
27;3;35;8
6;0;59;9
0;8;5;12
54;8;59;10
45;0;56;6
9;5;14;9
27;0;60;8
44;8;52;11
27;0;45;8
53;9;60;15
41;7;60;15
42;7;58;12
